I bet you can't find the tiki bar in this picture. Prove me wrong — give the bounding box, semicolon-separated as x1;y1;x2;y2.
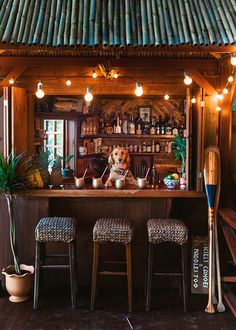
0;0;236;328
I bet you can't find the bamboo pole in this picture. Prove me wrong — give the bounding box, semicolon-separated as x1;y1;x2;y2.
220;0;236;42
108;0;114;46
162;0;174;46
125;0;132;46
3;0;19;42
9;0;24;44
82;0;89;45
177;0;191;44
183;0;198;46
94;0;101;46
119;0;125;47
209;0;228;45
21;0;34;44
57;0;66;46
64;0;71;46
135;0;142;46
156;0;166;45
172;0;185;44
114;0;120;46
166;0;179;45
39;0;52;45
0;0;8;24
188;0;204;45
129;0;137;47
102;0;108;46
52;0;62;46
16;0;30;44
27;0;40;44
146;0;154;46
140;0;148;46
88;0;95;46
46;0;56;45
151;0;160;46
204;0;222;45
198;0;217;44
70;0;78;46
33;0;47;45
229;0;236;12
192;0;209;45
0;0;13;39
77;0;84;45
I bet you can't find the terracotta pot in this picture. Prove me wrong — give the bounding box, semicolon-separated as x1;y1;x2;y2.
2;264;34;303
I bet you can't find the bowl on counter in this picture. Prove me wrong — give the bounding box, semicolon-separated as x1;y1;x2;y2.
115;178;126;189
92;178;103;189
137;177;147;189
163;178;180;189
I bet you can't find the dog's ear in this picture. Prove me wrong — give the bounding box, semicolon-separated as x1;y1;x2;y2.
125;150;131;168
108;151;115;167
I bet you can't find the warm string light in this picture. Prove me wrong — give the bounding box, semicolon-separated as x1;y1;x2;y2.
183;71;192;85
164;94;169;100
216;106;221;112
92;71;97;78
35;81;45;99
84;87;93;102
230;54;236;66
223;87;229;94
216;93;224;100
113;72;119;79
134;82;143;96
191;96;196;104
66;79;71;86
9;77;14;85
228;75;234;83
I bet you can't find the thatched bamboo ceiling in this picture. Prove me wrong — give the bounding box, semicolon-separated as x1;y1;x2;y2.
0;0;236;58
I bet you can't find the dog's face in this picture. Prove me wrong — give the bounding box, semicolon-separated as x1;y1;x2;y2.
108;147;130;169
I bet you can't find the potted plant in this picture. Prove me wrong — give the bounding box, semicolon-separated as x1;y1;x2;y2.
50;155;63;187
62;154;74;177
172;134;187;189
38;149;51;186
0;153;34;302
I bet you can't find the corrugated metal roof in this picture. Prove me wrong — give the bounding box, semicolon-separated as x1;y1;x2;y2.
0;0;236;48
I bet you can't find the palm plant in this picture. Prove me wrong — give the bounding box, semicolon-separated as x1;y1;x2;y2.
172;135;186;176
0;153;33;275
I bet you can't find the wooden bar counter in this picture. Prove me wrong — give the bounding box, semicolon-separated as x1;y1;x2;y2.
0;188;207;288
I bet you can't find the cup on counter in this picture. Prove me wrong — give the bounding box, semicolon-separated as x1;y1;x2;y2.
92;177;103;189
137;177;147;189
74;177;85;189
115;178;126;190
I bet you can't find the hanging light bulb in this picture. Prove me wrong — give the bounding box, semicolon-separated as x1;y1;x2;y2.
216;106;221;112
164;94;169;100
134;82;143;96
9;77;14;85
66;79;71;86
228;75;234;83
191;96;196;104
92;71;97;78
113;72;119;79
216;93;224;100
183;71;192;85
84;87;93;102
230;54;236;66
223;87;229;94
35;81;45;99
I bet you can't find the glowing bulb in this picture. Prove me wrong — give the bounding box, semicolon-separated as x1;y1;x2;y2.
9;78;14;85
92;71;97;78
84;87;93;102
183;72;192;85
216;106;221;112
228;75;234;83
223;88;229;94
231;56;236;66
191;97;196;104
35;81;45;99
164;94;169;100
134;82;143;97
113;72;119;79
66;79;71;86
216;93;223;100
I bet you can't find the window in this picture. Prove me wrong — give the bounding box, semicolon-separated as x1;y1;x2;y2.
44;119;64;159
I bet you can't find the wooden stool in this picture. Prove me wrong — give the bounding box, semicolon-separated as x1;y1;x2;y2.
33;217;78;309
146;218;188;312
90;218;133;312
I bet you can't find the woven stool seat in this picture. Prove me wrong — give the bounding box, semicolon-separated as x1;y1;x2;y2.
35;217;76;243
93;218;133;244
147;218;188;245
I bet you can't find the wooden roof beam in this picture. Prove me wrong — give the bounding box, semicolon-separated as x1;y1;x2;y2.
188;70;217;95
0;66;28;87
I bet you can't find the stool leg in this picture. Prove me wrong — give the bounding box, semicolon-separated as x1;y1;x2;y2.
90;241;99;311
126;243;132;313
181;244;188;312
146;243;154;312
69;241;77;309
33;241;41;309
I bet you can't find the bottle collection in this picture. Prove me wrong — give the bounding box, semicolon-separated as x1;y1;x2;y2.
103;140;173;154
81;111;186;137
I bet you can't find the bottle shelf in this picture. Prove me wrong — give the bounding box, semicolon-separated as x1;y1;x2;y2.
79;134;176;139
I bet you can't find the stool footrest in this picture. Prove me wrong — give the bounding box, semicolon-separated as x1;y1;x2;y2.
45;253;69;258
99;271;127;276
154;272;183;276
104;261;126;264
41;265;70;270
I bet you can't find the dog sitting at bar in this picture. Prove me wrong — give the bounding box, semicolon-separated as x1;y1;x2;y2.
105;146;136;187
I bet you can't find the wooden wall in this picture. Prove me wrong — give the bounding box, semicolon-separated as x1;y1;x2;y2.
0;95;3;153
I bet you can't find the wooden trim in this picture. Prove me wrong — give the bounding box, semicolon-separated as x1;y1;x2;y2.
188;70;217;95
219;208;236;231
0;66;27;87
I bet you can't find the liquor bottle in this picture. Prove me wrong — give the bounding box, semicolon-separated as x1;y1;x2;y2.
165;141;168;153
114;115;122;134
150;118;156;135
122;112;128;134
142;142;147;152
151;165;156;186
143;122;149;135
156;117;161;135
151;140;155;153
172;117;178;136
128;115;136;134
135;115;143;135
160;117;165;135
168;141;172;153
99;112;105;134
147;143;152;153
81;120;87;136
165;116;172;135
155;142;160;153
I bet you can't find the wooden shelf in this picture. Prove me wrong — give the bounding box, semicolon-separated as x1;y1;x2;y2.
78;153;103;158
80;134;175;139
